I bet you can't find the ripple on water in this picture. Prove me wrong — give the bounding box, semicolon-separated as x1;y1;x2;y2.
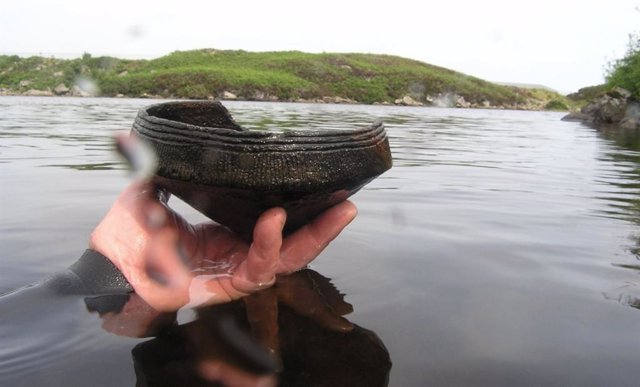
2;98;640;386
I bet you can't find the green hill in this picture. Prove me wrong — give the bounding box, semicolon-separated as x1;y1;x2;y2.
0;49;569;109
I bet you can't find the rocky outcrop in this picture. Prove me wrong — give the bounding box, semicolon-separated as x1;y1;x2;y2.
455;96;471;108
24;88;53;96
562;87;639;129
53;83;69;96
221;91;237;100
69;85;91;97
328;96;357;104
394;95;423;106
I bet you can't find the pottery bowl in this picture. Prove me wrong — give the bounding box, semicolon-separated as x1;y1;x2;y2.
131;101;392;240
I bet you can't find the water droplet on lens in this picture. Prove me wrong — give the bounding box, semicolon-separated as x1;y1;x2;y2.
73;76;100;97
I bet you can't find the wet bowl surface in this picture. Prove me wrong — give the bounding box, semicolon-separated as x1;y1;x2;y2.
132;101;392;239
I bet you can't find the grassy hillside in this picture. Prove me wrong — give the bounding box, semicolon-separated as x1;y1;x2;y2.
0;49;569;109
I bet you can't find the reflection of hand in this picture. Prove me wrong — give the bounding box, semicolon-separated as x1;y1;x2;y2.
90;182;357;312
102;294;278;387
98;270;359;387
99;293;176;338
244;270;354;356
277;271;354;331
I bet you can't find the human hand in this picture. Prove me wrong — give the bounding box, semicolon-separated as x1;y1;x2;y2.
89;181;357;312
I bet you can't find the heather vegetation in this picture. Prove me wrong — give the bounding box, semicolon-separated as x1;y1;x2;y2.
606;33;640;97
0;49;569;109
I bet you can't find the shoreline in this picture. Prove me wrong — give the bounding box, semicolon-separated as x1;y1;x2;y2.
0;90;563;112
561;87;639;129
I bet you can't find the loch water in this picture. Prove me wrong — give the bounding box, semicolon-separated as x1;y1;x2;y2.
1;96;639;386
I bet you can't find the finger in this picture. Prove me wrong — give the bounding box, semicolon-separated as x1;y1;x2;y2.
131;272;187;312
278;201;357;273
117;181;184;236
140;200;170;229
132;230;193;311
116;180;164;225
89;181;166;275
140;195;199;255
115;131;158;180
116;180;156;205
232;208;286;293
183;208;286;307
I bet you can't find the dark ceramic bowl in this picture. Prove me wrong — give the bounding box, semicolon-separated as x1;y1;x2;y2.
131;101;392;240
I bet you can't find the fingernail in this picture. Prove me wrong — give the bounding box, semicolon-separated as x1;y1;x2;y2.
274;208;287;229
343;201;358;222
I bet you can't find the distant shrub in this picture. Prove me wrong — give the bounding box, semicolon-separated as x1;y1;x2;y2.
606;33;640;98
178;84;209;99
566;84;607;102
544;99;569;111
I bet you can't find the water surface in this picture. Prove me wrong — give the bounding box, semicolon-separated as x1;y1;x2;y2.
1;97;639;386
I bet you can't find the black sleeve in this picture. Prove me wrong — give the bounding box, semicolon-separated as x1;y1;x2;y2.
60;249;133;295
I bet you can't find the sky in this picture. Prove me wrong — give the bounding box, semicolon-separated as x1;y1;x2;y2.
1;0;638;94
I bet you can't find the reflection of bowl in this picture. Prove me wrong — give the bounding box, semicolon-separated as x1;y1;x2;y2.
132;101;392;240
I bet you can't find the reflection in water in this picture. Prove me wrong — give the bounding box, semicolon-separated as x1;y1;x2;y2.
605;264;640;310
89;270;391;387
0;97;142;172
593;124;640;310
3;97;640;385
595;125;640;223
44;162;125;171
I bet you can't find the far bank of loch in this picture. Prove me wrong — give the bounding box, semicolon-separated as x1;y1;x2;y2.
0;49;570;111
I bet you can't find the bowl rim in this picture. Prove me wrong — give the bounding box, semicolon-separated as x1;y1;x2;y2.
133;101;388;153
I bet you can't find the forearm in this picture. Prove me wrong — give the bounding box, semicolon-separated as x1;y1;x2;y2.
43;249;134;296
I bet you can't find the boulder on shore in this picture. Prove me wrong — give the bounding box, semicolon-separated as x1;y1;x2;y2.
394;95;423;106
53;83;69;96
221;91;237;100
24;88;53;97
562;87;639;129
